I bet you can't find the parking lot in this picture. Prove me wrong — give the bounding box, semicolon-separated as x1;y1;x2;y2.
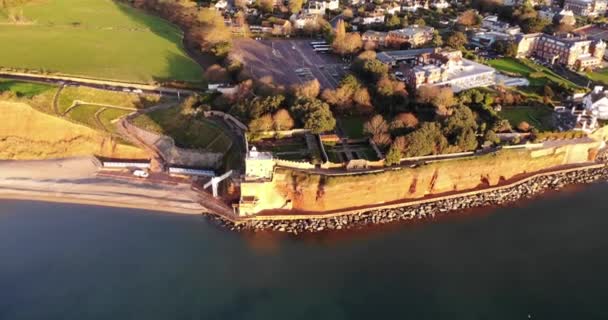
233;38;348;89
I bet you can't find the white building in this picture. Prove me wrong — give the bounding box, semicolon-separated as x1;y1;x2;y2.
290;13;320;29
215;0;228;10
353;14;385;25
431;0;450;9
481;15;521;36
583;86;608;120
303;0;339;14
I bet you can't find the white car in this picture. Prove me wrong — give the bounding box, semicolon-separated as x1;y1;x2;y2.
394;71;403;76
132;169;149;178
132;89;143;94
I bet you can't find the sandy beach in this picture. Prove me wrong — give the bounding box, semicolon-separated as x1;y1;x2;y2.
0;157;207;214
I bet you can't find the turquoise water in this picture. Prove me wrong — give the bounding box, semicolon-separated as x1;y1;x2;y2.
1;183;608;319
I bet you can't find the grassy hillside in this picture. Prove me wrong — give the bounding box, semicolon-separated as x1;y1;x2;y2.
0;101;147;159
0;0;202;83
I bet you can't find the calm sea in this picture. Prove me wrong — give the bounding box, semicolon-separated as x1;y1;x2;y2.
1;182;608;320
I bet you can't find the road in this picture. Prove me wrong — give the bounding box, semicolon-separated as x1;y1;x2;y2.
0;72;196;97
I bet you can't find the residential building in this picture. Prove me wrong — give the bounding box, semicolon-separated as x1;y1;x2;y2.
563;0;607;16
481;16;521;36
504;0;551;5
469;31;513;47
402;0;429;12
214;0;228;10
515;33;606;70
386;25;435;48
583;86;608;119
303;0;339;14
403;50;496;92
376;48;436;66
431;0;450;9
290;13;320;29
362;30;388;46
353;12;385;25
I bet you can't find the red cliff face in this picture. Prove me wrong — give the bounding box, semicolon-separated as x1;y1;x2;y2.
270;146;597;213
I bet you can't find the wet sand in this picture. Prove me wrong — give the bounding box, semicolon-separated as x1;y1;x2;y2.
0;157;205;214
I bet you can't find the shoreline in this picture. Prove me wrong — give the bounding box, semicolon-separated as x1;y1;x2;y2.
0;190;205;215
210;164;608;233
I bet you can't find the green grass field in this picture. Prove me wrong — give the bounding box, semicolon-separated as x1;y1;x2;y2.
0;0;202;83
499;105;554;131
57;86;160;114
488;58;583;92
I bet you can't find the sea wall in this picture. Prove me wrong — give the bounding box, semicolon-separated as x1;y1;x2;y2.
240;141;601;214
216;164;608;233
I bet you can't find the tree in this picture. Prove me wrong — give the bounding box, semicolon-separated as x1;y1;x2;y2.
432;30;443;48
417;86;455;115
273;109;295;130
342;8;354;19
442;104;478;138
458;9;481;27
333;20;362;56
290;98;336;133
249;114;274;132
195;9;233;58
364;114;389;136
517;121;531;132
543;85;554;104
521;18;549;33
483;130;500;146
391;136;407;152
204;64;229;83
292;79;321;99
361;58;389;82
391;113;419;130
413;18;426;26
386;14;401;29
456;128;479;151
249;95;286;120
257;0;274;13
446;31;467;49
385;145;402;166
403;122;448;157
288;0;303;13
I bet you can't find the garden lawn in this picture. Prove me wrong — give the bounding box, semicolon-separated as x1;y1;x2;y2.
133;106;233;154
499;105;554;131
66;104;104;130
98;108;131;133
339;117;366;139
0;0;202;83
587;68;608;85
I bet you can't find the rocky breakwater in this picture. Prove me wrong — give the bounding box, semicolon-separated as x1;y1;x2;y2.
211;166;608;234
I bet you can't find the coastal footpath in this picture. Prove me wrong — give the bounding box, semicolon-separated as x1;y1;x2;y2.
215;164;608;233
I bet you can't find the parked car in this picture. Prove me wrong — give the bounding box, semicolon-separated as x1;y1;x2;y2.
132;169;149;178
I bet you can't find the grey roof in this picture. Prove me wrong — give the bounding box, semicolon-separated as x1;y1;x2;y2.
376;48;436;64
